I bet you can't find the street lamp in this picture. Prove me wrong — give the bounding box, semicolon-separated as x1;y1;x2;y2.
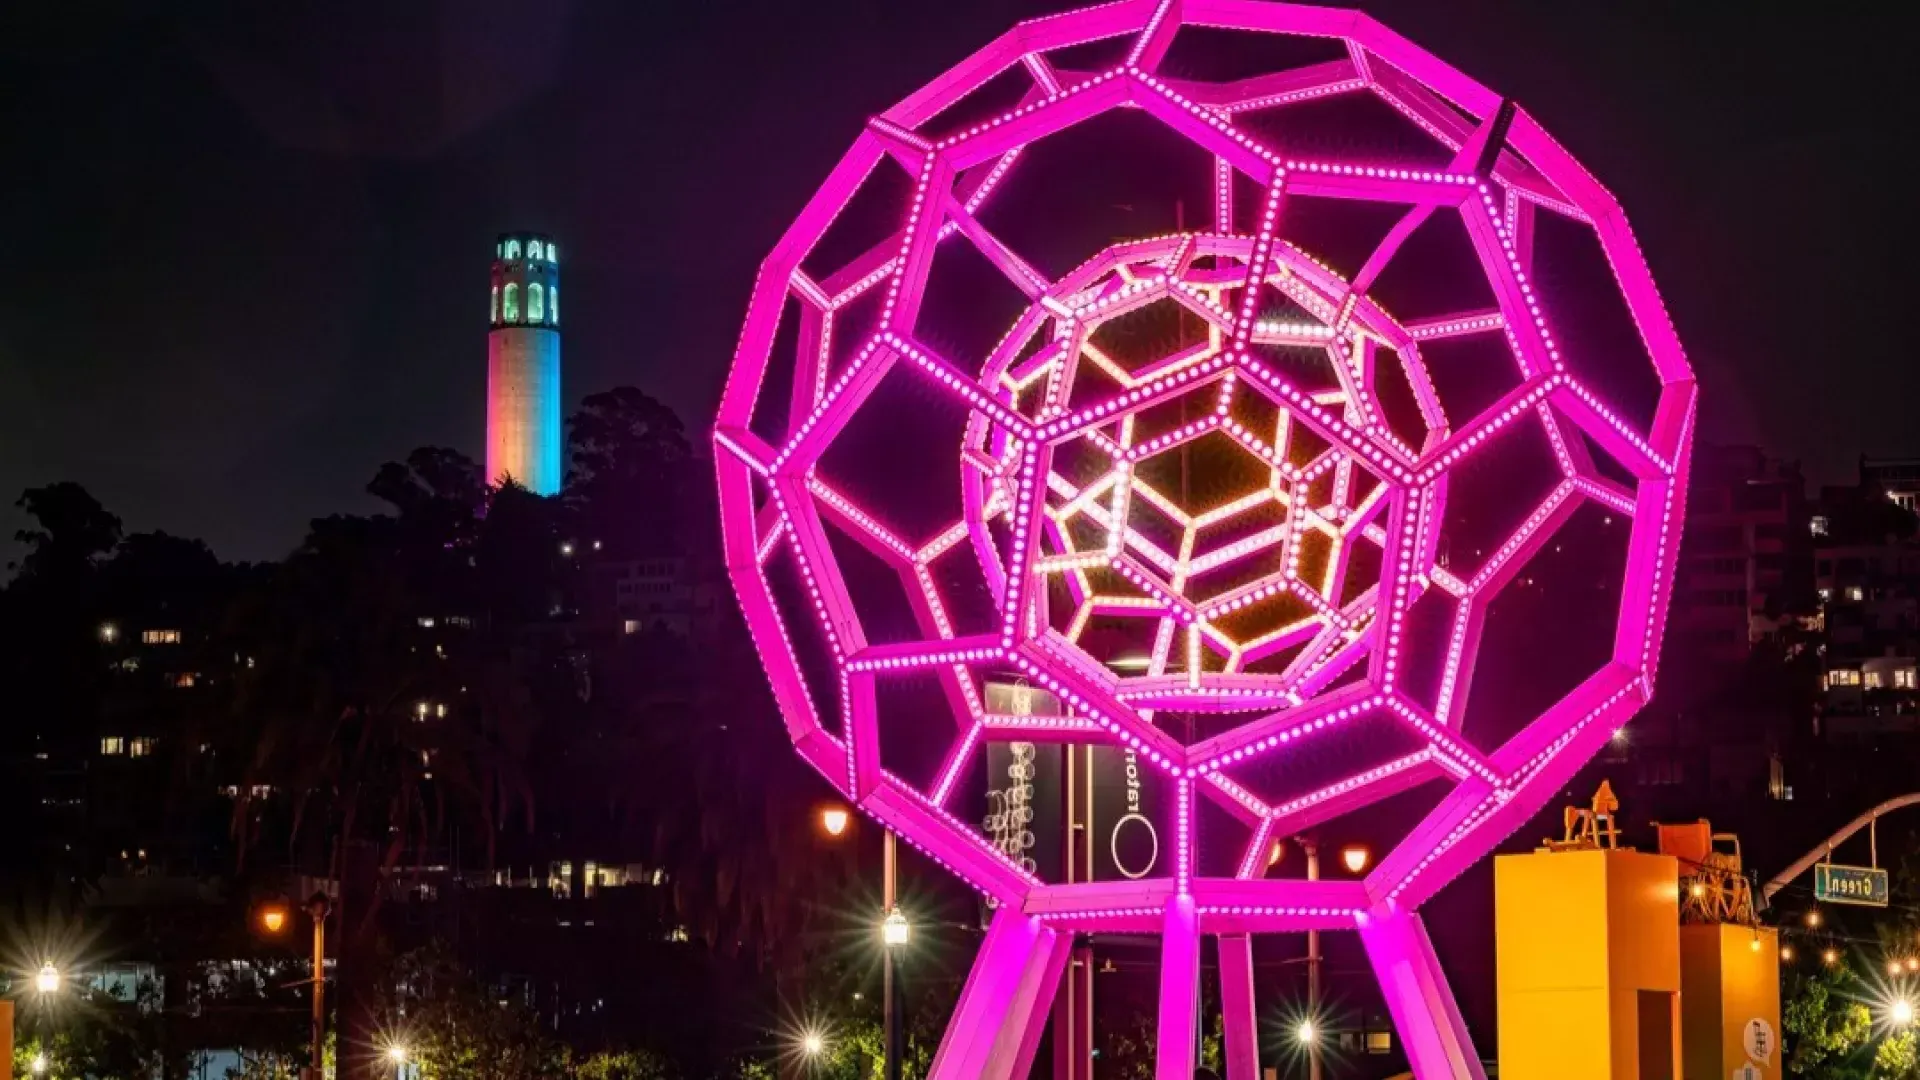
1295;1019;1317;1045
1340;845;1371;875
820;806;850;838
882;907;912;949
881;904;910;1080
801;1032;825;1057
30;1053;47;1076
1895;999;1915;1027
35;962;61;995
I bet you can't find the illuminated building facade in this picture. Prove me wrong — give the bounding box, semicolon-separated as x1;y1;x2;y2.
488;233;562;495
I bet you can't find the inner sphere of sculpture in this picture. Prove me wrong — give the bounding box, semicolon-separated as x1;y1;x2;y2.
711;0;1695;925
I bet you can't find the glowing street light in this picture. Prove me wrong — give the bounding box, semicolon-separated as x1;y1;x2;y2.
386;1045;409;1064
1294;1019;1317;1045
1806;910;1822;929
882;907;911;948
30;1053;47;1076
259;902;290;935
1780;945;1794;962
1341;845;1371;875
35;962;61;995
1895;999;1916;1027
1890;959;1904;977
820;806;850;838
801;1032;826;1057
1823;948;1840;966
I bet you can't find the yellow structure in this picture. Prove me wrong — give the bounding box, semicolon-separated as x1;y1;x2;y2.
1679;924;1781;1080
1496;846;1682;1079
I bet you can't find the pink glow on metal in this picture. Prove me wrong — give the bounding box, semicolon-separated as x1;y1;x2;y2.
713;3;1693;1075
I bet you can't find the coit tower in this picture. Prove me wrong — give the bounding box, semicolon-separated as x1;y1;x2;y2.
487;232;562;495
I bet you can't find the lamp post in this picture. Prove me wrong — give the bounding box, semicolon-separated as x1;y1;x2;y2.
881;832;907;1080
386;1043;409;1079
1301;840;1322;1080
34;962;60;996
818;807;905;1080
261;894;330;1079
306;894;331;1080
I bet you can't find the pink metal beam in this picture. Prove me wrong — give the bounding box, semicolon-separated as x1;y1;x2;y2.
1155;896;1202;1078
1361;906;1488;1080
1219;934;1260;1080
926;906;1072;1080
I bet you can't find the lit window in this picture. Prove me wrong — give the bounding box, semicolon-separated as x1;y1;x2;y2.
142;629;181;645
528;282;545;322
1818;588;1832;602
549;285;557;325
1811;515;1830;537
173;672;198;688
505;239;521;260
417;616;436;629
1847;586;1864;602
1898;669;1918;690
101;737;126;755
1866;670;1885;689
547;243;557;265
503;283;519;321
130;737;157;757
623;619;641;635
1829;669;1862;688
527;240;543;261
1365;1031;1393;1054
490;286;498;323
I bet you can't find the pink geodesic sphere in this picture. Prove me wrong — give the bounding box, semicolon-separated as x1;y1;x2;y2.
713;1;1695;932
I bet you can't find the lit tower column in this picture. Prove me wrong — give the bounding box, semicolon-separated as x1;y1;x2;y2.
487;232;562;495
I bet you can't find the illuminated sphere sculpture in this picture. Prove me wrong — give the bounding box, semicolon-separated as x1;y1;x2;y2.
714;4;1694;1076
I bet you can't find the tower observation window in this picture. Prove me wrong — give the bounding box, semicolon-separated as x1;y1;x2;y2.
505;239;522;260
503;283;520;322
528;240;544;261
528;283;545;322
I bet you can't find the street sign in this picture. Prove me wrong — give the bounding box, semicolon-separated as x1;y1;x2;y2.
1814;863;1889;907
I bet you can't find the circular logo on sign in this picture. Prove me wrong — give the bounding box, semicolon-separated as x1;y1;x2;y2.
1111;813;1160;881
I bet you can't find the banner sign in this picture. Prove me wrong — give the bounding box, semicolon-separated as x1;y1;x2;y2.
983;682;1064;881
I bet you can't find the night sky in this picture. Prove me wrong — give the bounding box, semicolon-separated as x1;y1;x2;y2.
2;1;1914;563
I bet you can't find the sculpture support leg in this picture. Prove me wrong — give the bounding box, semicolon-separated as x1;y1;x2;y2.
1156;896;1201;1079
927;905;1069;1080
1219;934;1260;1080
1359;908;1487;1080
1052;941;1094;1080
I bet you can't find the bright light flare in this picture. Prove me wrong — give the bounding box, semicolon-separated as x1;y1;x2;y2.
820;806;850;838
35;962;60;995
882;907;911;948
1294;1019;1317;1044
1341;845;1371;875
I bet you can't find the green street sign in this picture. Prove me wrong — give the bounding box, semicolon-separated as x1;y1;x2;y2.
1814;863;1889;907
